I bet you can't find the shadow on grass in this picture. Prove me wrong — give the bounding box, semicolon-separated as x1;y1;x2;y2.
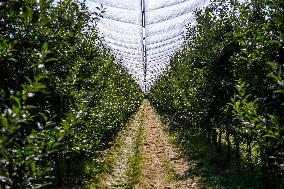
156;110;283;189
52;151;109;189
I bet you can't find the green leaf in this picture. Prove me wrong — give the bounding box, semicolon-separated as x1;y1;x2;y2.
267;73;281;81
263;134;278;140
8;40;17;50
62;122;71;130
11;96;21;114
274;89;284;94
40;113;48;122
27;137;33;144
269;40;280;44
22;93;27;101
23;6;33;18
8;58;17;62
24;76;33;85
41;42;48;56
235;101;241;112
31;162;36;172
45;58;58;63
36;75;48;81
12;104;20;115
0;89;6;97
1;117;8;127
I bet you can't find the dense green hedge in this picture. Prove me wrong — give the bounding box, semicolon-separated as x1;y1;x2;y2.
150;0;283;187
0;0;143;188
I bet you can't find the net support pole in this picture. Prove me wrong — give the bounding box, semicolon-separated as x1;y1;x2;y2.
141;0;147;94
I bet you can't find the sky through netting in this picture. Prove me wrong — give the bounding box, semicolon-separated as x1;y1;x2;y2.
85;0;209;93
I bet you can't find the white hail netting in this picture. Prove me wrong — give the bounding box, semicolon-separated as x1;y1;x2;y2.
86;0;209;93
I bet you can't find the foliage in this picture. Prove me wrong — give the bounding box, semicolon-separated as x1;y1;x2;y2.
0;0;143;188
149;0;284;187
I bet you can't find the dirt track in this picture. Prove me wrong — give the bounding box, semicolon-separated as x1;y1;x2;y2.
99;100;201;189
135;100;200;189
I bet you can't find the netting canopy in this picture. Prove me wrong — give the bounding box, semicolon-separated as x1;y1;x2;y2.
86;0;209;93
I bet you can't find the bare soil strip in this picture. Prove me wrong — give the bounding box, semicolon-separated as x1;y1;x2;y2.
135;100;201;189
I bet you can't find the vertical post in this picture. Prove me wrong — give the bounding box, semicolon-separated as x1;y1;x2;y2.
141;0;147;93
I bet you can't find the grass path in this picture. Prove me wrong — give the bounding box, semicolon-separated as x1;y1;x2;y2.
93;100;201;189
135;100;201;189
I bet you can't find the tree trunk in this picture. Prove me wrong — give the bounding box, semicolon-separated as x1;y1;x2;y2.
226;131;231;160
218;129;222;150
235;136;240;162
